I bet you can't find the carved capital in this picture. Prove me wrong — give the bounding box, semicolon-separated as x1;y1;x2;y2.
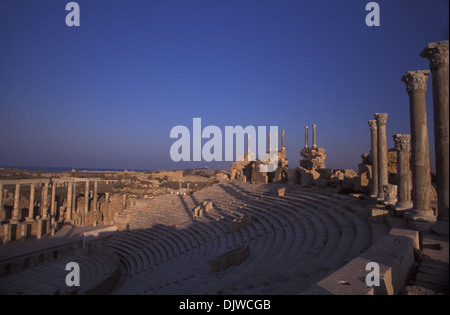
374;113;388;125
420;40;449;70
393;134;411;151
401;70;430;94
368;120;377;131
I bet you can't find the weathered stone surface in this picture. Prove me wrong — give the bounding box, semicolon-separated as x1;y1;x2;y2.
210;245;250;273
277;187;286;196
300;147;326;170
230;215;252;233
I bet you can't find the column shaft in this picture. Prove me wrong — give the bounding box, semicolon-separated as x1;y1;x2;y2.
368;120;379;197
84;181;89;224
304;126;309;148
93;181;98;212
50;183;56;216
0;183;3;222
28;184;35;220
402;70;434;219
41;183;49;218
375;113;389;200
12;183;20;222
421;40;449;222
393;134;412;210
105;192;110;224
66;181;73;220
312;124;317;148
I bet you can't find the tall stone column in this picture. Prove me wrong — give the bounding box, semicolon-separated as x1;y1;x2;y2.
12;183;20;223
282;130;285;150
84;181;89;224
421;40;449;222
41;183;49;218
374;113;389;200
393;134;412;210
402;70;435;222
105;192;110;225
50;183;56;216
27;184;35;220
0;183;4;222
368;120;379;197
66;181;73;221
268;131;272;153
93;181;98;212
304;126;309;148
312;124;317;148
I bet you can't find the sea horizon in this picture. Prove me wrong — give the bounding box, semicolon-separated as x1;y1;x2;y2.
0;165;154;173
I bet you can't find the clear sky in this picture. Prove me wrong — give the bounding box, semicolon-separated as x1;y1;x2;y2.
0;0;448;171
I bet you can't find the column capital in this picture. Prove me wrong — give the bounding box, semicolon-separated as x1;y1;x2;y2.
393;134;411;151
368;119;377;131
401;70;431;94
420;40;449;70
374;113;388;125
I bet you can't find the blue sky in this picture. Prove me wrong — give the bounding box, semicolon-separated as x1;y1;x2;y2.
0;0;448;171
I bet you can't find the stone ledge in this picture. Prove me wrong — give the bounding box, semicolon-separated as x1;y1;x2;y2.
301;231;416;295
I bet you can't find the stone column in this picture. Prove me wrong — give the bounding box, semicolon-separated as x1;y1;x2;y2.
84;181;89;224
105;192;110;224
3;224;9;245
11;183;20;223
50;183;56;235
0;182;4;222
72;182;77;214
374;113;389;200
66;181;73;221
402;70;435;222
304;126;309;148
50;183;56;217
268;131;272;153
282;130;285;150
368;120;379;197
393;134;412;210
312;124;317;148
41;183;49;218
421;40;449;222
27;184;35;220
93;181;98;212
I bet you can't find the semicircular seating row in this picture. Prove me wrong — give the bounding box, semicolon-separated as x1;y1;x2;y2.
0;252;117;295
105;182;374;295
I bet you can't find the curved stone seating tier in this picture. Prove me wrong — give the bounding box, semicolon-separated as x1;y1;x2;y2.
0;252;119;295
105;182;375;294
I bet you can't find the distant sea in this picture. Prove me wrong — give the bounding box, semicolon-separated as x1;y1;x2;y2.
0;165;153;173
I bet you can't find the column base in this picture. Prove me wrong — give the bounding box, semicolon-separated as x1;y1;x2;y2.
404;210;437;232
377;193;385;202
395;201;413;211
405;210;437;223
432;220;449;237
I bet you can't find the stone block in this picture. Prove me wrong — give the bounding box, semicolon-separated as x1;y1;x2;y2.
210;245;250;273
277;187;286;197
369;207;393;222
302;234;415;295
